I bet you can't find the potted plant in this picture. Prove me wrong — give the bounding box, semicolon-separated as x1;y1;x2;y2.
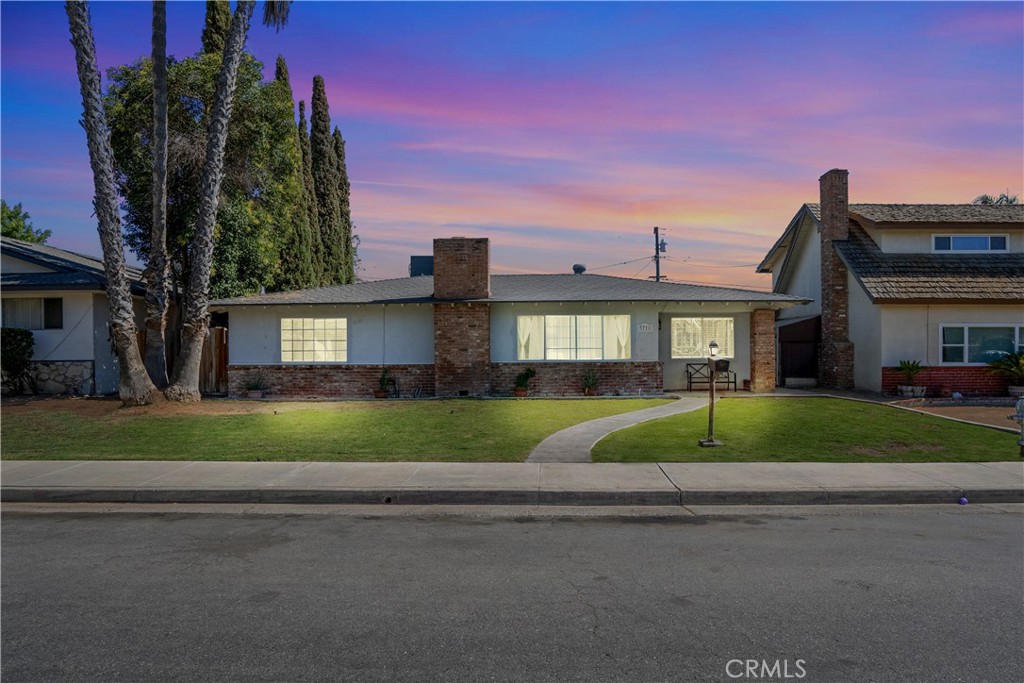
987;351;1024;398
896;360;926;397
374;367;393;399
244;369;269;399
581;370;599;396
513;367;536;397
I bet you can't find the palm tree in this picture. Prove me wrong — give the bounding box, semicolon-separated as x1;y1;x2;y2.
165;0;292;401
144;0;171;388
972;193;1019;205
65;0;158;405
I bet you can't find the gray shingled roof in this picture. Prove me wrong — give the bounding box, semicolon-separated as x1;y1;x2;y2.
1;236;144;293
211;273;807;307
805;203;1024;225
835;225;1024;302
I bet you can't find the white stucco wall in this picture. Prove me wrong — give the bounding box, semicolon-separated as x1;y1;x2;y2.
776;214;821;321
225;303;434;365
876;228;1023;254
2;290;95;362
847;274;882;391
1;254;55;273
879;304;1024;367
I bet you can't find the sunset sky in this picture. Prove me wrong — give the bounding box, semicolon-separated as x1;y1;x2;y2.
2;1;1022;290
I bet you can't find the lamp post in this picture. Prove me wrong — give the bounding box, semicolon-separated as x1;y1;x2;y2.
699;341;723;447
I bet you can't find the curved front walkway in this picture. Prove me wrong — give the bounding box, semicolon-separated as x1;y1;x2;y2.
526;394;708;463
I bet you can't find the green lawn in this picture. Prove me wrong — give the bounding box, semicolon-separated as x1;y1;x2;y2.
0;398;670;462
592;397;1016;462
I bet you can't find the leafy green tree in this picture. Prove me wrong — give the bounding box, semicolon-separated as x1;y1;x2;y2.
1;200;51;243
201;0;231;55
333;126;355;283
297;99;324;282
310;74;347;286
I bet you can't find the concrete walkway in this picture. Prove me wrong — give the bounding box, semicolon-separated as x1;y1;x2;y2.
2;460;1021;506
527;394;707;463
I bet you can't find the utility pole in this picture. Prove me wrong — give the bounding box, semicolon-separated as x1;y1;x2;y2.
653;226;667;282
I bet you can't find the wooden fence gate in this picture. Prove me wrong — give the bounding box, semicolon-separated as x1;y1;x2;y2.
200;327;229;394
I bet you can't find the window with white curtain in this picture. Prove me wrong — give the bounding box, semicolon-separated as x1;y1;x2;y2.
671;317;734;358
281;318;347;362
516;314;631;360
1;297;63;330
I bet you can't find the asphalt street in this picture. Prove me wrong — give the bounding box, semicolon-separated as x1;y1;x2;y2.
2;504;1022;682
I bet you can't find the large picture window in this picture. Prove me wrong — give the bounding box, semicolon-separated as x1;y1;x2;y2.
516;315;630;361
281;318;347;363
941;324;1022;364
1;297;62;330
671;317;734;358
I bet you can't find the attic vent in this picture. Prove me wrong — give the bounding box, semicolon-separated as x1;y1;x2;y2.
572;263;587;275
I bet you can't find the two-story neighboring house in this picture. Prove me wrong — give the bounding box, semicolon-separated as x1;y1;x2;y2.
758;169;1024;395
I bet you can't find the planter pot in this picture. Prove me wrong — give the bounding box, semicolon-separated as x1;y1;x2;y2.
1009;386;1024;398
373;389;389;399
583;387;598;396
898;385;927;398
513;388;528;398
246;390;264;400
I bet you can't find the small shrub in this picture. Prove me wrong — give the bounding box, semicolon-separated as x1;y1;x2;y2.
1;327;35;395
513;367;536;390
897;360;923;385
244;369;269;391
986;351;1024;385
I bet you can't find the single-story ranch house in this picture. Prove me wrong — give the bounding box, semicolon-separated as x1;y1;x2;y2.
0;235;143;394
758;169;1024;395
212;237;808;398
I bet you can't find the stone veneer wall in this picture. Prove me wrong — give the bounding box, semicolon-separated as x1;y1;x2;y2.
491;361;662;396
227;364;436;398
29;361;95;395
881;366;1008;397
434;303;491;396
818;168;855;389
748;309;777;393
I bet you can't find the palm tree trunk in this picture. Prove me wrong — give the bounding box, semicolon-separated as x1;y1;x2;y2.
65;0;158;406
165;0;255;402
144;0;171;388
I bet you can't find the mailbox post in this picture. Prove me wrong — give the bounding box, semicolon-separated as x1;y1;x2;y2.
1009;397;1024;458
699;341;724;447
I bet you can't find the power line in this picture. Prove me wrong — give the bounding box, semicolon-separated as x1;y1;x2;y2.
630;258;654;278
588;256;653;271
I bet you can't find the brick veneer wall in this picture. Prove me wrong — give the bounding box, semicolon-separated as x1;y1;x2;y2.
228;364;436;398
434;303;491;396
491;361;662;396
433;237;490;300
818;168;855;389
748;309;777;393
881;366;1009;397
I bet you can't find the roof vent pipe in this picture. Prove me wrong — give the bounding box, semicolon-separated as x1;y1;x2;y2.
572;263;587;275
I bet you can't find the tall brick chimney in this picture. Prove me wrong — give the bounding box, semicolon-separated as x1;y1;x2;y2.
433;237;490;300
432;237;491;396
818;169;855;389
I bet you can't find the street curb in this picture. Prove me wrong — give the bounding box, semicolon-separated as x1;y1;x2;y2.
3;486;1020;506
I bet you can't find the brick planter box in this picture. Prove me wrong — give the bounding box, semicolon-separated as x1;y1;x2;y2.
228;364;436;399
881;366;1008;397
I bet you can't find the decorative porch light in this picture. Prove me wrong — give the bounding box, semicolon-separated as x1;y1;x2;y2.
699;340;724;447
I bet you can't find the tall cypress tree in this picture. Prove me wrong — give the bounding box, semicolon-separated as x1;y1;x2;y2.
298;100;324;284
201;1;231;55
271;56;316;290
332;126;354;283
309;75;344;285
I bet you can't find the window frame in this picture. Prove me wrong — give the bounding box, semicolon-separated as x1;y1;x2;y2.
515;314;631;361
939;323;1023;366
670;317;735;359
931;234;1009;253
280;317;348;364
0;296;63;330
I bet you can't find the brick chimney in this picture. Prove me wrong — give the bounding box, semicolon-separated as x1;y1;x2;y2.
818;169;855;389
433;237;490;300
432;237;491;396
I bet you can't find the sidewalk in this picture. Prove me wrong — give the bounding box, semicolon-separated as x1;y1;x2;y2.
2;460;1021;506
